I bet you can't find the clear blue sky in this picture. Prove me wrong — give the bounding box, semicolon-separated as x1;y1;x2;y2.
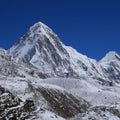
0;0;120;60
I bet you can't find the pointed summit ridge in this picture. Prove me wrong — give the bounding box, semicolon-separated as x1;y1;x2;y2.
30;21;49;29
29;22;46;32
29;21;56;37
8;22;60;60
9;22;96;77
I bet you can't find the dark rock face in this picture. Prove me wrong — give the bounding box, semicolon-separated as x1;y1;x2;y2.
23;99;35;112
38;86;90;118
0;85;35;120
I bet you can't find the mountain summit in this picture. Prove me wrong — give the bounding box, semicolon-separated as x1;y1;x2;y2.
100;51;120;63
9;22;120;81
9;22;96;77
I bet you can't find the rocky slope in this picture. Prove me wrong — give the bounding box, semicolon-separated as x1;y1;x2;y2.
0;85;35;119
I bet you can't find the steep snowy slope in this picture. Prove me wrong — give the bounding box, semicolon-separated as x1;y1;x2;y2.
0;47;48;78
8;22;120;84
9;22;73;76
8;22;120;86
9;22;109;81
100;51;120;82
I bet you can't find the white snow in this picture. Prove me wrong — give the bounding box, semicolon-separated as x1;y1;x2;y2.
100;51;118;63
36;110;65;120
39;77;120;106
1;73;120;119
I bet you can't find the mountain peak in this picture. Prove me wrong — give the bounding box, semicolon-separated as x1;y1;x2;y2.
9;21;59;58
33;21;48;27
30;22;47;29
29;21;54;35
9;22;120;79
9;22;96;77
100;51;120;63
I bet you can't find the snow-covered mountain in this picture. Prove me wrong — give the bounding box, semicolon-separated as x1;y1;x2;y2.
0;22;120;119
9;22;86;77
100;51;120;82
9;22;120;84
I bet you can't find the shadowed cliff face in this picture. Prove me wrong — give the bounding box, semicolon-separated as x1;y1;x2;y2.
37;85;90;118
23;82;90;119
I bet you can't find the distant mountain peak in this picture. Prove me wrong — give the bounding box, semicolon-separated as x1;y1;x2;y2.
9;22;60;60
100;51;120;63
8;22;120;81
9;22;96;77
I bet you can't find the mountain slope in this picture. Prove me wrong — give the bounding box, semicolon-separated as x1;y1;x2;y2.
1;21;120;120
100;51;120;82
8;22;109;81
9;22;120;84
0;47;48;79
